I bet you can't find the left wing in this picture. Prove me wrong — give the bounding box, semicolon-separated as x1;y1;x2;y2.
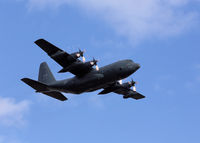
99;82;145;100
35;39;78;67
35;39;94;77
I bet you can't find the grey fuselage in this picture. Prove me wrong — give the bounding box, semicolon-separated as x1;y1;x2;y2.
48;60;140;94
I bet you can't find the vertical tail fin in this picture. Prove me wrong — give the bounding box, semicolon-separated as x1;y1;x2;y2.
38;62;56;84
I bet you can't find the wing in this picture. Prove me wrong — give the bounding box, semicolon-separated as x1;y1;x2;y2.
99;83;145;100
114;88;145;100
35;39;93;76
35;39;77;67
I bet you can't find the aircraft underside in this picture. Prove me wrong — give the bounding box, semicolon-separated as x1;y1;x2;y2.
21;39;145;101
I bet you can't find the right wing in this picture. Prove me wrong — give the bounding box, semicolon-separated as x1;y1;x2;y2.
114;88;145;100
99;82;145;100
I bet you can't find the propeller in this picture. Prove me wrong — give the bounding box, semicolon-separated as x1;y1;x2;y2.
128;79;137;91
76;49;86;62
90;58;99;71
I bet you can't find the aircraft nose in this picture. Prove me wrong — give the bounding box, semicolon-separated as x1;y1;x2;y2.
127;61;140;72
122;60;141;78
136;63;141;69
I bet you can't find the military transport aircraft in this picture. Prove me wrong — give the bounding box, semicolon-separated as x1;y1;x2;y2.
21;39;145;101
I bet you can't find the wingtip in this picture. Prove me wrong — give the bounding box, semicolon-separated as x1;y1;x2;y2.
21;78;28;82
62;98;68;101
135;95;145;100
98;92;103;95
21;78;35;84
34;38;45;44
54;95;68;101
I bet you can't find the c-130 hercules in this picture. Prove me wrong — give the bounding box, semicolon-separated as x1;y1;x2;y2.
21;39;145;101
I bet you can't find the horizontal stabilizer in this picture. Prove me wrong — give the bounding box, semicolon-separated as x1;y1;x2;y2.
21;78;48;92
21;78;67;101
43;91;68;101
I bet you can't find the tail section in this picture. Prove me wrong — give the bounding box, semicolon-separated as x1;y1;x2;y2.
38;62;56;84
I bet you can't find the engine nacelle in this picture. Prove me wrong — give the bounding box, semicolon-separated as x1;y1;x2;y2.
70;49;85;60
122;80;136;89
71;52;81;59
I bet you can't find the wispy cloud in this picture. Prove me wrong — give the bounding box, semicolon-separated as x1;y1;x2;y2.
26;0;200;41
183;64;200;94
27;0;72;9
0;97;30;126
0;135;25;143
88;95;105;109
153;74;175;96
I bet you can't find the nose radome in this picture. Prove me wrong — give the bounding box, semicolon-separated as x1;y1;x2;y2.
136;63;141;69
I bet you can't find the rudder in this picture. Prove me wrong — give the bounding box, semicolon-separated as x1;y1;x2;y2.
38;62;56;84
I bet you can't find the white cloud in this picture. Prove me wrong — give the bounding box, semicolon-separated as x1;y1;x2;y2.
0;97;30;126
26;0;200;41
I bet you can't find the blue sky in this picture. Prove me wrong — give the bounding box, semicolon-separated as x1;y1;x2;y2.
0;0;200;143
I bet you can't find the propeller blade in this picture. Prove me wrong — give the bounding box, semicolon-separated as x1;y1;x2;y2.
130;79;137;91
90;58;98;66
95;65;99;71
93;57;96;63
76;49;86;62
89;57;99;70
93;58;99;65
133;86;136;92
82;56;86;63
